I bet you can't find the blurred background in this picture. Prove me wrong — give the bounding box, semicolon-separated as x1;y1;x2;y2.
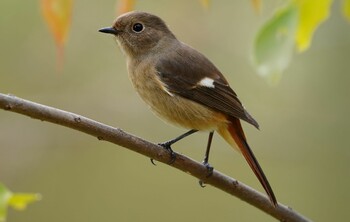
1;0;349;221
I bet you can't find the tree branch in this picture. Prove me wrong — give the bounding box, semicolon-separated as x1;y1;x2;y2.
0;93;310;222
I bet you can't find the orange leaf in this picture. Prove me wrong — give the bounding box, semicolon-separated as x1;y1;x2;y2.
251;0;262;14
199;0;210;10
41;0;73;69
117;0;135;15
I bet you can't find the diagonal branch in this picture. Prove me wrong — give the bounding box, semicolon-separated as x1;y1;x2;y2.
0;93;310;222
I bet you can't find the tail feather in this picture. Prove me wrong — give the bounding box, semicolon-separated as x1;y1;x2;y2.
218;118;277;206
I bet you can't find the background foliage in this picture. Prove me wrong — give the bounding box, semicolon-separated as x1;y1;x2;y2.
0;0;349;221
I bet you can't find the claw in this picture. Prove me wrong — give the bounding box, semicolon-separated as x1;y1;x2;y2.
203;162;214;177
198;162;214;188
158;142;176;164
168;151;176;164
158;141;171;149
150;158;157;165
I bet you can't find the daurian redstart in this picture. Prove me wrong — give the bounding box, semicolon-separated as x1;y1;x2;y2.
99;11;277;206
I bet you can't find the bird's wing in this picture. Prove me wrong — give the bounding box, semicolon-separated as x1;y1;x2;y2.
155;44;259;129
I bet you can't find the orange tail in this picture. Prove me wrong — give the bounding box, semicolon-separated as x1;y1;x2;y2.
218;118;277;206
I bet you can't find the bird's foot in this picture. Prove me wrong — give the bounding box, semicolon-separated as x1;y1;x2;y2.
199;162;214;187
150;141;176;165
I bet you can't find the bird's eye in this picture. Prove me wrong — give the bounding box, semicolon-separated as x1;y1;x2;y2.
132;23;144;33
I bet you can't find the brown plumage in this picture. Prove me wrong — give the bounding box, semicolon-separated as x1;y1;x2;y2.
99;11;277;206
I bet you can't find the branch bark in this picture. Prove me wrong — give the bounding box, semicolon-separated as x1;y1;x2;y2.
0;93;310;222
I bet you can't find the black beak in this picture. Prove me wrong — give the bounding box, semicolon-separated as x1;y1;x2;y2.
99;27;119;35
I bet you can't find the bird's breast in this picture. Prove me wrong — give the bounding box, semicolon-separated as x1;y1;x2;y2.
126;58;228;130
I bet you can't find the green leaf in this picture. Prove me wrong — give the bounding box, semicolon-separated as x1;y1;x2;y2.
343;0;350;22
253;4;298;84
8;193;41;211
0;183;41;222
294;0;333;52
0;184;12;222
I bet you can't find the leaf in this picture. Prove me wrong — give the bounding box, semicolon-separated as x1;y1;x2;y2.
117;0;135;15
251;0;262;14
0;184;12;222
252;4;298;84
342;0;350;22
294;0;333;52
199;0;210;10
0;183;41;222
41;0;73;69
8;194;41;211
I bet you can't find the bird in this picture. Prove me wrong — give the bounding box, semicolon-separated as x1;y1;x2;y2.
99;11;277;206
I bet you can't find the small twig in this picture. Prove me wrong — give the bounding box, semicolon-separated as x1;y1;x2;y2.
0;93;311;222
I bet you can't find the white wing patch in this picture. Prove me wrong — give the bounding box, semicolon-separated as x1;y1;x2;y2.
198;77;215;88
161;85;174;97
156;71;174;97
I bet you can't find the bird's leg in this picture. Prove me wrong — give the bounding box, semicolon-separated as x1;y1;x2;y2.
151;129;198;165
159;129;198;149
199;131;214;187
